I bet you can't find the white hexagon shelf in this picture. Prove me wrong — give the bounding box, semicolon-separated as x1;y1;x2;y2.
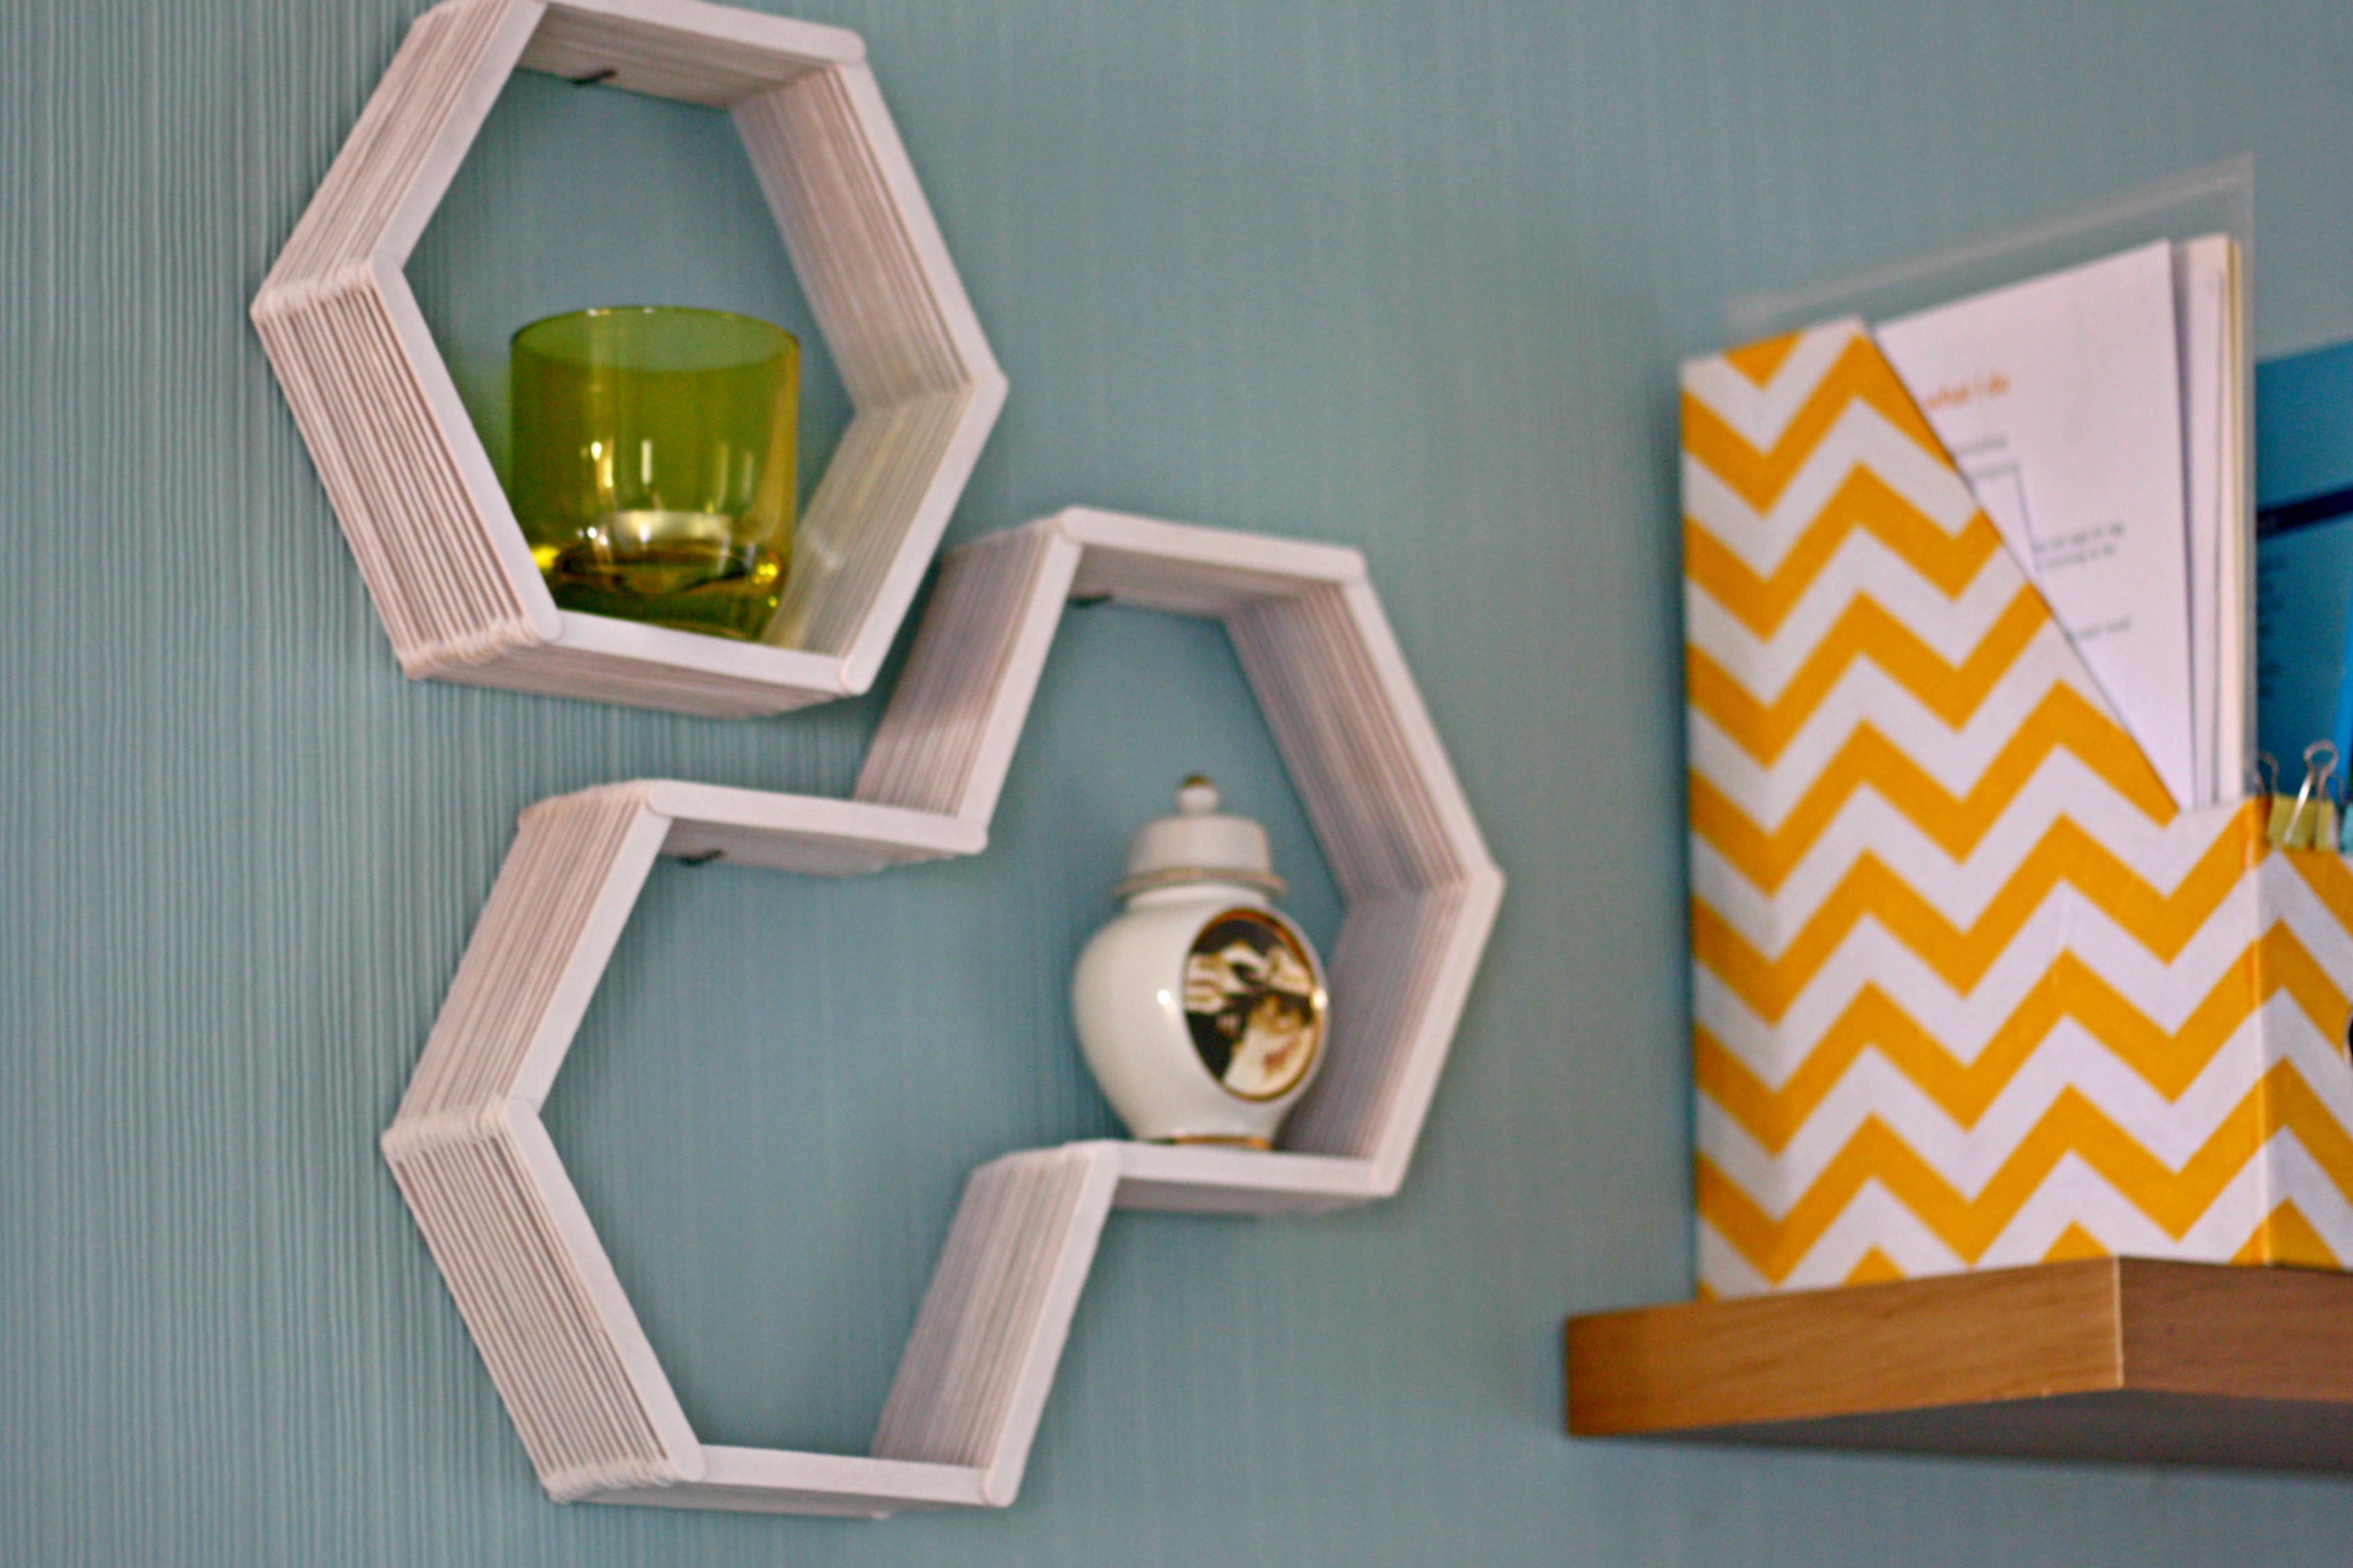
383;509;1505;1515
253;0;1006;717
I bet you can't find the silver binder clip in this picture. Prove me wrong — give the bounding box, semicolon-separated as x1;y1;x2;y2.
2278;740;2339;851
2258;753;2286;845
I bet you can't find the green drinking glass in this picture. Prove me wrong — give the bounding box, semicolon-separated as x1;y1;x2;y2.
510;306;798;641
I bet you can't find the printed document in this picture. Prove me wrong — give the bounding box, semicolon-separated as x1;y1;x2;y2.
1876;241;2197;811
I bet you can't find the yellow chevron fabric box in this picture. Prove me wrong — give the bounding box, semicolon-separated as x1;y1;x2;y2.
1684;321;2353;1296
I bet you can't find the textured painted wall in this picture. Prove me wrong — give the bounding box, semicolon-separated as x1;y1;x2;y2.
6;0;2353;1563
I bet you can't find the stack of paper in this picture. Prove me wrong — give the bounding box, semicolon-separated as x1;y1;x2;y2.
1874;237;2249;811
2179;237;2250;810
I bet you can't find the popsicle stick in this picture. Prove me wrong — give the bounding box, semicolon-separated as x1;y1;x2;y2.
855;521;1082;823
872;1144;1122;1504
593;1446;986;1517
521;0;859;108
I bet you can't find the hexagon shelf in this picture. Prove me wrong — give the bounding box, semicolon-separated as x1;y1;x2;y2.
253;0;1005;717
384;508;1505;1516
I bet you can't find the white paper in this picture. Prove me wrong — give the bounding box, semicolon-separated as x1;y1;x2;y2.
1876;241;2196;811
2175;234;2247;808
2177;237;2224;805
2174;237;2249;804
2219;250;2251;802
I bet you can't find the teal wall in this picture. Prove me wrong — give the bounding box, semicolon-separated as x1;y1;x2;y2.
8;0;2353;1563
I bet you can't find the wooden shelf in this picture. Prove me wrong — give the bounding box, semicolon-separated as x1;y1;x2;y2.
385;509;1504;1517
252;0;1007;716
1565;1259;2353;1471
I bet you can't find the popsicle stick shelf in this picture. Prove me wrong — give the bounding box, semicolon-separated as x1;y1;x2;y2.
1564;1258;2353;1471
252;0;1006;717
384;509;1505;1515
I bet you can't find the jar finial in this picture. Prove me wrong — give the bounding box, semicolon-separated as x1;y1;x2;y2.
1116;773;1284;898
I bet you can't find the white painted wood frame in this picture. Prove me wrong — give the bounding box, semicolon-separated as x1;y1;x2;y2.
252;0;1007;717
383;509;1505;1515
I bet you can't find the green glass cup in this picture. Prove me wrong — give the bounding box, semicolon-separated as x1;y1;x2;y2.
510;306;798;641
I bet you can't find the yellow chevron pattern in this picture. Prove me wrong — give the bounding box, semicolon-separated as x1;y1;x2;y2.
1684;322;2353;1295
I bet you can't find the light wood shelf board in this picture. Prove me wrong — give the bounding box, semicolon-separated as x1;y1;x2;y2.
1565;1257;2353;1471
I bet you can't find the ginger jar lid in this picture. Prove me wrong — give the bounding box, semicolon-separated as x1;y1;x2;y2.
1116;776;1287;898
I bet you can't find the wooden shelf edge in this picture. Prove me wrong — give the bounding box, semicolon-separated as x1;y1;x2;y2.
1565;1259;2353;1471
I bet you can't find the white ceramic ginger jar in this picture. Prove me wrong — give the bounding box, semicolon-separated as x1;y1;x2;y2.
1071;776;1328;1146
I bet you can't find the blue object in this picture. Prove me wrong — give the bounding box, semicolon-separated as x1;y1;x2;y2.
2255;339;2353;773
